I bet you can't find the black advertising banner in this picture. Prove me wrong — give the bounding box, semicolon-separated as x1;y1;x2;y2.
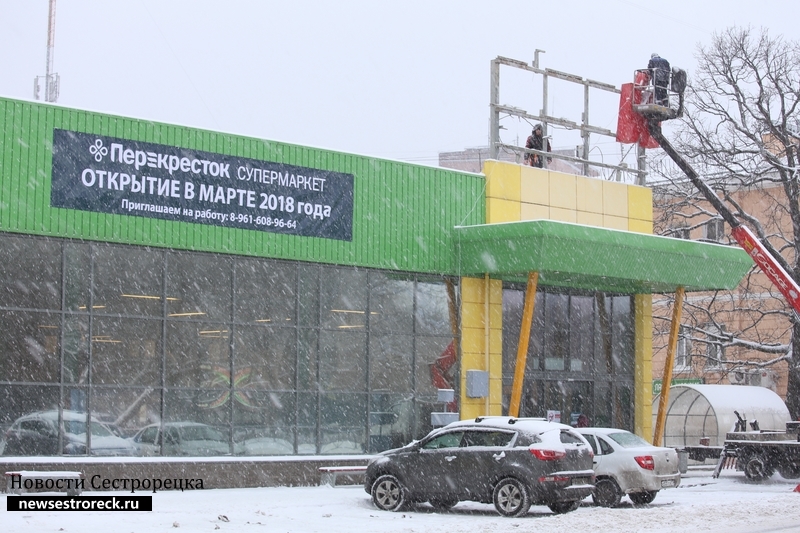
50;129;354;241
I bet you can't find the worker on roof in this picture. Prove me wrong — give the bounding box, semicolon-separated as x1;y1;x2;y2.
524;124;552;168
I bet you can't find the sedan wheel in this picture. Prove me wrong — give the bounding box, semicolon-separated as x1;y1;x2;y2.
492;477;531;517
371;474;407;511
593;478;622;508
629;490;658;505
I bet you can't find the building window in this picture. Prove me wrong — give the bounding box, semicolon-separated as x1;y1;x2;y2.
673;226;690;240
704;218;725;242
674;325;692;370
703;324;726;369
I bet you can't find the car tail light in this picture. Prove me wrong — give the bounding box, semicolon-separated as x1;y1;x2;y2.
635;455;655;470
530;448;566;461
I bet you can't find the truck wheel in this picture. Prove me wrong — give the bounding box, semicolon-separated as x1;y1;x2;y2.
778;461;800;479
743;453;773;481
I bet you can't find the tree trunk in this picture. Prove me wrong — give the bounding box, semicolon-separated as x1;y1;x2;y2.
787;322;800;419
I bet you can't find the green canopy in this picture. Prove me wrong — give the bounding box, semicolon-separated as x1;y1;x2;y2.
454;220;752;293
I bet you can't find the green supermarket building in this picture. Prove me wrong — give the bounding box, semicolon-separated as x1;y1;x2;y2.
0;96;751;484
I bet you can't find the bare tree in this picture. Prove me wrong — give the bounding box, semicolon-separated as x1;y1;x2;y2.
651;27;800;415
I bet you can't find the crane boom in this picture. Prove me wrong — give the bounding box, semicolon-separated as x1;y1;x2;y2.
645;120;800;314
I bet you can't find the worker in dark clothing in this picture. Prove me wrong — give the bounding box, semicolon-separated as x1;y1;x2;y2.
648;53;671;106
524;124;552;168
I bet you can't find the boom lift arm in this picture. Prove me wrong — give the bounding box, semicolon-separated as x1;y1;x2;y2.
644;119;800;315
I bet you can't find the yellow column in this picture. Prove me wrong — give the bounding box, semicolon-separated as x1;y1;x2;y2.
634;294;654;441
460;276;503;419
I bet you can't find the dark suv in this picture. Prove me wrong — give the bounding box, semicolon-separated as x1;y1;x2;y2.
364;417;595;516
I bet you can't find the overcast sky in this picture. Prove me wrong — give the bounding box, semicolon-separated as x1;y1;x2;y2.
0;1;796;167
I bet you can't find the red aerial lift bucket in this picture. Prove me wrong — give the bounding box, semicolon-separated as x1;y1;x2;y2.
616;83;659;149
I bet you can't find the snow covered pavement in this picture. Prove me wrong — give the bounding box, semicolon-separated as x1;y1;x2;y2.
4;468;800;532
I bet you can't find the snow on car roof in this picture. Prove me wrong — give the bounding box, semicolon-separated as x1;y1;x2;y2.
444;416;575;433
577;427;630;435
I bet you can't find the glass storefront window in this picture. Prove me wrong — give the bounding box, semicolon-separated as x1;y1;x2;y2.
320;267;367;329
64;243;90;312
234;325;296;390
369;334;413;392
93;245;163;316
319;330;367;392
0;311;61;383
369;273;414;334
502;288;636;432
91;317;161;386
167;253;232;322
415;280;455;336
235;259;295;324
544;294;569;371
570;296;595;373
0;235;61;310
414;335;455;398
166;321;231;388
0;235;462;455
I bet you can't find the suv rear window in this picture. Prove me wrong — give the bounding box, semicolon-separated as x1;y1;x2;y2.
559;430;585;445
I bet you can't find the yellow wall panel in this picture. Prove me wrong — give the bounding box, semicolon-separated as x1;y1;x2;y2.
488;278;503;305
550;207;578;223
489;353;503;375
462;303;485;329
487;198;521;223
603;214;629;230
489;378;503;404
485;162;521;201
521;203;550;221
577;211;604;227
461;352;486;370
490;302;502;327
628;185;653;222
628;218;654;234
461;279;484;304
602;180;629;218
576;176;604;214
520;166;550;205
549;172;577;210
461;328;486;355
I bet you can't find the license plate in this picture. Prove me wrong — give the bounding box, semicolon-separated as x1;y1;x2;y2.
661;479;676;488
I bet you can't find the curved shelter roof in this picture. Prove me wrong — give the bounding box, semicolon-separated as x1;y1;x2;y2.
454;220;752;294
658;384;791;447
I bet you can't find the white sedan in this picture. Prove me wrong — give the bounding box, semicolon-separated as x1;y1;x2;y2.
576;427;680;507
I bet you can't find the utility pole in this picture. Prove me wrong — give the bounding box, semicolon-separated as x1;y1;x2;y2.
34;0;60;102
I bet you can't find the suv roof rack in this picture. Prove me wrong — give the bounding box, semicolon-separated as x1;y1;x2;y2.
474;416;548;424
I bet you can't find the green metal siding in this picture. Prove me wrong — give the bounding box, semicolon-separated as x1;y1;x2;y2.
0;97;484;275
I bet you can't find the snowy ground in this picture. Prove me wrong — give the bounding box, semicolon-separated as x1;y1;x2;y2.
4;467;800;533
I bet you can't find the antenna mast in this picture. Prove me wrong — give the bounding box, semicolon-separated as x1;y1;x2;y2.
34;0;60;102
